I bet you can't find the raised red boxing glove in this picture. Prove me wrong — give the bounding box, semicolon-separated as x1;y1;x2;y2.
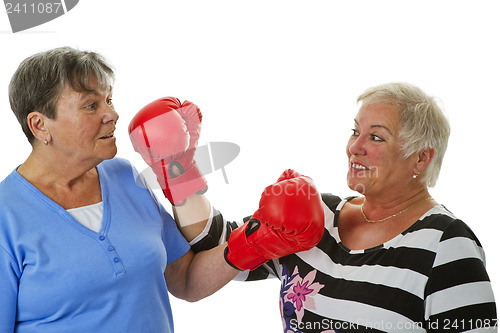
128;97;207;205
166;100;202;176
224;169;325;271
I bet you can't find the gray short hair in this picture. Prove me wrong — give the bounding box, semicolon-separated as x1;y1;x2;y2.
357;82;450;187
9;47;114;144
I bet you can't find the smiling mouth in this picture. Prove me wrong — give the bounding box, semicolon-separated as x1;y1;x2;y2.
351;162;368;170
100;132;115;139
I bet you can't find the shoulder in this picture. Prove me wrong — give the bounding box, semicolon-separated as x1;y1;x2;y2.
320;193;343;212
0;169;29;205
0;170;15;195
98;157;139;183
99;157;134;173
413;205;480;242
422;208;494;316
97;158;154;203
408;205;486;261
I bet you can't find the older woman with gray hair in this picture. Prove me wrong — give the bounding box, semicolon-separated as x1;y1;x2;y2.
0;47;238;333
172;82;497;332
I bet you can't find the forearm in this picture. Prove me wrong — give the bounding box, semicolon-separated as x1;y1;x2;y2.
168;159;211;242
169;245;239;302
173;193;211;242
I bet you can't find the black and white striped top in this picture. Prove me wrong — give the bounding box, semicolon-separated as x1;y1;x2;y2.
191;194;497;332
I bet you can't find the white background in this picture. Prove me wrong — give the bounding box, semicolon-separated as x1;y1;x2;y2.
1;1;499;332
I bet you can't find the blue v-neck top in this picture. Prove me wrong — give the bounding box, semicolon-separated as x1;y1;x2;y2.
0;157;190;332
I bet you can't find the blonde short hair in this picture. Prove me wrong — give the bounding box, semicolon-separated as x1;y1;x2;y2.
357;82;450;187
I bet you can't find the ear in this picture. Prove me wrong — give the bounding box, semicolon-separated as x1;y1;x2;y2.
27;111;51;144
413;147;435;175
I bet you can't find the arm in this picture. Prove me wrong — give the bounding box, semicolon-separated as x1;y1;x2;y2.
177;200;281;282
172;190;211;242
0;246;19;331
176;170;325;273
166;170;326;301
129;99;324;279
164;246;239;302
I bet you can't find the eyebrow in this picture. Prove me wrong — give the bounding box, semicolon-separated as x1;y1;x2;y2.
78;86;113;99
89;86;113;95
353;119;394;136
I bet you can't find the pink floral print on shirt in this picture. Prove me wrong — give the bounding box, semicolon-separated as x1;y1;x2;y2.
280;264;327;332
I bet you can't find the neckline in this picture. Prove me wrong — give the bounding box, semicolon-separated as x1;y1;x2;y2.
67;201;104;212
13;163;110;236
335;197;442;253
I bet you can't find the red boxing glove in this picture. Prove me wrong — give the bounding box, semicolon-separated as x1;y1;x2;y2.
128;97;207;205
225;169;325;271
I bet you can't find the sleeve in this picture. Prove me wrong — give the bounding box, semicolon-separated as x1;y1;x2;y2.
189;206;279;281
189;206;241;253
424;219;497;332
161;205;191;265
0;244;19;332
135;164;191;265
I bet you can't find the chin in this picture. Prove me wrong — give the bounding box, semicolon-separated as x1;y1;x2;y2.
347;178;367;195
100;147;118;161
107;150;118;160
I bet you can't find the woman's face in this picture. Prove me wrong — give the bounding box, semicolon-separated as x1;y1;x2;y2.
346;102;416;198
46;83;119;166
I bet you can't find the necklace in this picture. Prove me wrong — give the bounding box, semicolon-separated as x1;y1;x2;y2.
360;197;433;223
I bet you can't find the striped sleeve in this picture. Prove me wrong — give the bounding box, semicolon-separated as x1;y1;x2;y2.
189;206;278;281
424;219;497;332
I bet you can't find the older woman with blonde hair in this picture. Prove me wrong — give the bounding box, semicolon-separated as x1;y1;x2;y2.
165;82;497;332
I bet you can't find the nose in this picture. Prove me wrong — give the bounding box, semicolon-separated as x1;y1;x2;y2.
103;104;119;125
347;135;366;156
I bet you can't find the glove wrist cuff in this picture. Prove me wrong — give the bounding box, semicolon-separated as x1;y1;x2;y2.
161;162;208;205
225;227;268;271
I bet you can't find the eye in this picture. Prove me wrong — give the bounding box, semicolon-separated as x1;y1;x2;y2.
84;102;97;111
106;97;113;106
351;128;359;137
371;134;384;142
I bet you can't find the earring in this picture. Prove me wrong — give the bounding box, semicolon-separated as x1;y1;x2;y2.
412;172;420;179
44;140;48;145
